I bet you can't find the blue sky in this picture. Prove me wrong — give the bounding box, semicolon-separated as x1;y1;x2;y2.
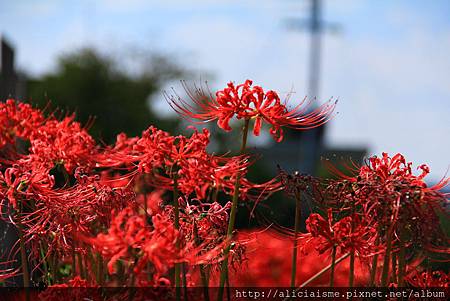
1;0;449;181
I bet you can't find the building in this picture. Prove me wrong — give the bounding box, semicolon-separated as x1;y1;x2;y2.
0;36;26;101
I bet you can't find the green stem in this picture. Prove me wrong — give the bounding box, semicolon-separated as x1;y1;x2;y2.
349;251;355;287
391;253;397;284
193;222;209;301
128;256;139;301
369;253;379;287
17;202;29;285
213;187;219;203
369;234;380;287
218;119;250;301
72;242;76;277
39;243;50;285
200;265;210;301
97;252;104;286
48;252;55;284
226;270;231;301
348;202;357;288
290;192;302;288
329;246;337;287
381;226;393;287
117;260;125;285
143;194;148;224
51;252;59;283
77;247;84;279
182;263;188;301
17;220;30;287
88;249;96;283
173;173;181;301
84;251;91;282
17;202;30;301
398;244;406;287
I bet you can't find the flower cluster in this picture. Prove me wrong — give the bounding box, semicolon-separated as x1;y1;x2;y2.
0;98;277;290
304;209;378;257
1;79;448;296
280;152;449;287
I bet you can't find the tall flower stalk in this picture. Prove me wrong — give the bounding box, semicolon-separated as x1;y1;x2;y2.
381;225;393;286
218;118;250;301
349;202;356;287
329;245;337;287
17;204;30;301
173;173;181;301
290;191;302;288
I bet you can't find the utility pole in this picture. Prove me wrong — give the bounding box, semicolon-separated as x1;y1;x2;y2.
284;0;340;175
286;0;340;99
308;0;322;99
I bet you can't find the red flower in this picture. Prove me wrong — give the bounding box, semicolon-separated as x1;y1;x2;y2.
406;269;449;288
39;276;101;301
0;99;45;147
85;203;230;284
321;152;450;268
192;229;370;287
304;209;378;257
165;80;336;142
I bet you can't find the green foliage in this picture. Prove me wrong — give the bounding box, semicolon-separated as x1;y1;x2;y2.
27;48;184;142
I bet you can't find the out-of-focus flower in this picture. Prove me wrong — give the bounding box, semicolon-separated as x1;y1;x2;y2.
165;80;336;142
39;276;101;301
96;126;280;202
304;209;378;258
193;229;370;287
406;270;449;288
85;203;230;285
0;99;45;147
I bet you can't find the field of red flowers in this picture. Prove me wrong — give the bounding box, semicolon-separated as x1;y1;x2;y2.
0;80;448;300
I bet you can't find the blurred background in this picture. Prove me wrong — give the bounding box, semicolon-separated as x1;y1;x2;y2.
1;0;449;194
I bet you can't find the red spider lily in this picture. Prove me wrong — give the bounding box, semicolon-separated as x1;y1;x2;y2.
50;276;98;288
39;276;102;301
165;80;337;142
94;126;174;171
321;153;449;256
0;164;55;209
26;116;97;174
84;204;229;284
168;199;232;247
0;167;135;278
3;94;448;292
85;206;150;275
139;189;166;216
406;269;449;288
178;199;248;277
0;99;46;148
303;209;378;258
97;126;280;201
0;99;96;174
357;154;449;256
164;198;245;268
